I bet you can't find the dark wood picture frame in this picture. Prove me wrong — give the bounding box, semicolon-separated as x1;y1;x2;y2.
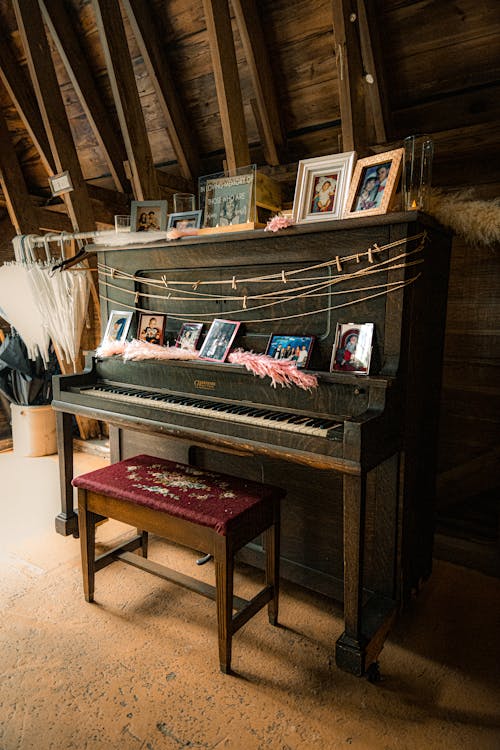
137;313;166;346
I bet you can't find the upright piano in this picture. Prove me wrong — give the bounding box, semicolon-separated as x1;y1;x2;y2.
52;212;451;676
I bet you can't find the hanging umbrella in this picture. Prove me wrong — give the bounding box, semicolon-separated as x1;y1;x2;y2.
0;262;51;364
27;261;90;371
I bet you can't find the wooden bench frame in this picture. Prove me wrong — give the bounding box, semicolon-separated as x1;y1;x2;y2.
77;486;281;673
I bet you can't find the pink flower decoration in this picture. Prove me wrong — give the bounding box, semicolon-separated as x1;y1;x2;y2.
264;214;295;232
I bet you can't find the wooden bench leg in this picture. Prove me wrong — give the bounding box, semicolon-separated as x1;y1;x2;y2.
264;507;280;626
214;536;233;674
77;488;96;603
138;530;148;558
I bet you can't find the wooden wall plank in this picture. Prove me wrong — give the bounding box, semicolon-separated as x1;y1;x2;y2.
0;106;40;234
122;0;200;181
201;0;250;170
0;36;55;175
40;0;130;193
232;0;284;166
13;0;96;233
92;0;161;200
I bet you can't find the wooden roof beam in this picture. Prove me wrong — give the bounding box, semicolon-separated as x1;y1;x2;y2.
202;0;250;171
13;0;96;234
231;0;285;166
121;0;200;181
0;106;41;234
92;0;161;201
40;0;131;193
331;0;370;154
0;37;55;175
357;0;388;144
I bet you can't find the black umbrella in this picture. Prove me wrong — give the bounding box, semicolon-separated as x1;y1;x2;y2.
0;332;56;406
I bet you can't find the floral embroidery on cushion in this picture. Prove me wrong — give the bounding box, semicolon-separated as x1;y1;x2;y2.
125;463;237;504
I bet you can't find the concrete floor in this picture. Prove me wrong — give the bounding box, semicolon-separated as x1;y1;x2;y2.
1;448;499;750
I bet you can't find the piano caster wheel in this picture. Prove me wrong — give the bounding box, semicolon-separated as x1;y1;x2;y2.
196;553;213;566
366;662;381;684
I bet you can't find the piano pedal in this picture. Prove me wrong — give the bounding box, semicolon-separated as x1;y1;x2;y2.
196;553;213;566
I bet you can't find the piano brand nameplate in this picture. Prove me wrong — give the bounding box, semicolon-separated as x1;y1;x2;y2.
194;378;217;390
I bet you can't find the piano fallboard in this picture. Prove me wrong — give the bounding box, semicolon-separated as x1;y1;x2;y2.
53;355;394;473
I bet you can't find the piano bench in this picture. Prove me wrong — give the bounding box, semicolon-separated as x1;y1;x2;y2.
72;454;283;674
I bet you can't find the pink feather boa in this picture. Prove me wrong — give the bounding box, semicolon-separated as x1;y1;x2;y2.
96;339;199;361
95;340;317;390
228;349;317;390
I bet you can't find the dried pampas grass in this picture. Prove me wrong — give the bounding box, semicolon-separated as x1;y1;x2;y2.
427;190;500;247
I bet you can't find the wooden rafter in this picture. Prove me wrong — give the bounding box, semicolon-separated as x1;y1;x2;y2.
92;0;161;201
13;0;96;233
121;0;200;182
331;0;370;154
202;0;250;171
0;37;55;175
356;0;388;144
0;105;40;234
231;0;284;166
13;0;100;440
40;0;131;193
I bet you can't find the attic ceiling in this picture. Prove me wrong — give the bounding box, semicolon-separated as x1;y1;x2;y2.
0;0;499;236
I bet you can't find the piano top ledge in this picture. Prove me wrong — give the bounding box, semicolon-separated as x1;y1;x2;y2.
91;354;395;387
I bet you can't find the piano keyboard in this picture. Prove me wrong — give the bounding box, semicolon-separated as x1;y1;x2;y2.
82;384;342;438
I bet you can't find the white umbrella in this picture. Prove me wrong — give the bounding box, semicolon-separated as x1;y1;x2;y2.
27;261;91;371
0;262;51;364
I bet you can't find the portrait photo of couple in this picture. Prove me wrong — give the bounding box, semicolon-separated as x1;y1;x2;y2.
354;161;391;212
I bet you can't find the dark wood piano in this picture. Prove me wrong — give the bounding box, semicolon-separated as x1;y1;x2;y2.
52;212;451;677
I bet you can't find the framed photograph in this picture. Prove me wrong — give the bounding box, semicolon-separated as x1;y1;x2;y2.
175;322;203;350
167;210;202;230
48;170;73;197
130;200;168;232
137;313;166;346
330;323;374;374
343;149;404;218
292;151;356;223
203;173;254;228
103;310;133;343
265;334;315;369
198;319;241;362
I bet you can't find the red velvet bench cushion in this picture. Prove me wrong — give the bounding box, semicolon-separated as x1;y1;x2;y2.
72;454;284;536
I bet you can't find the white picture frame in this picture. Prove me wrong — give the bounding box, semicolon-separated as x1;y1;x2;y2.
292;151;357;224
330;323;374;375
103;310;133;343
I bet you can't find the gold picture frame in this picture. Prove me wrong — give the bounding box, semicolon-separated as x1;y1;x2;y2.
343;149;404;219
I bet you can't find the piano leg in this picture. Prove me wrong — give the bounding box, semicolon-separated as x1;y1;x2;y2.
335;471;398;676
54;410;79;537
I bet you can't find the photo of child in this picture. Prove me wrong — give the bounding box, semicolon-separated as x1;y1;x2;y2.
103;310;133;343
138;313;166;346
198;319;240;362
176;322;203;351
331;323;374;374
